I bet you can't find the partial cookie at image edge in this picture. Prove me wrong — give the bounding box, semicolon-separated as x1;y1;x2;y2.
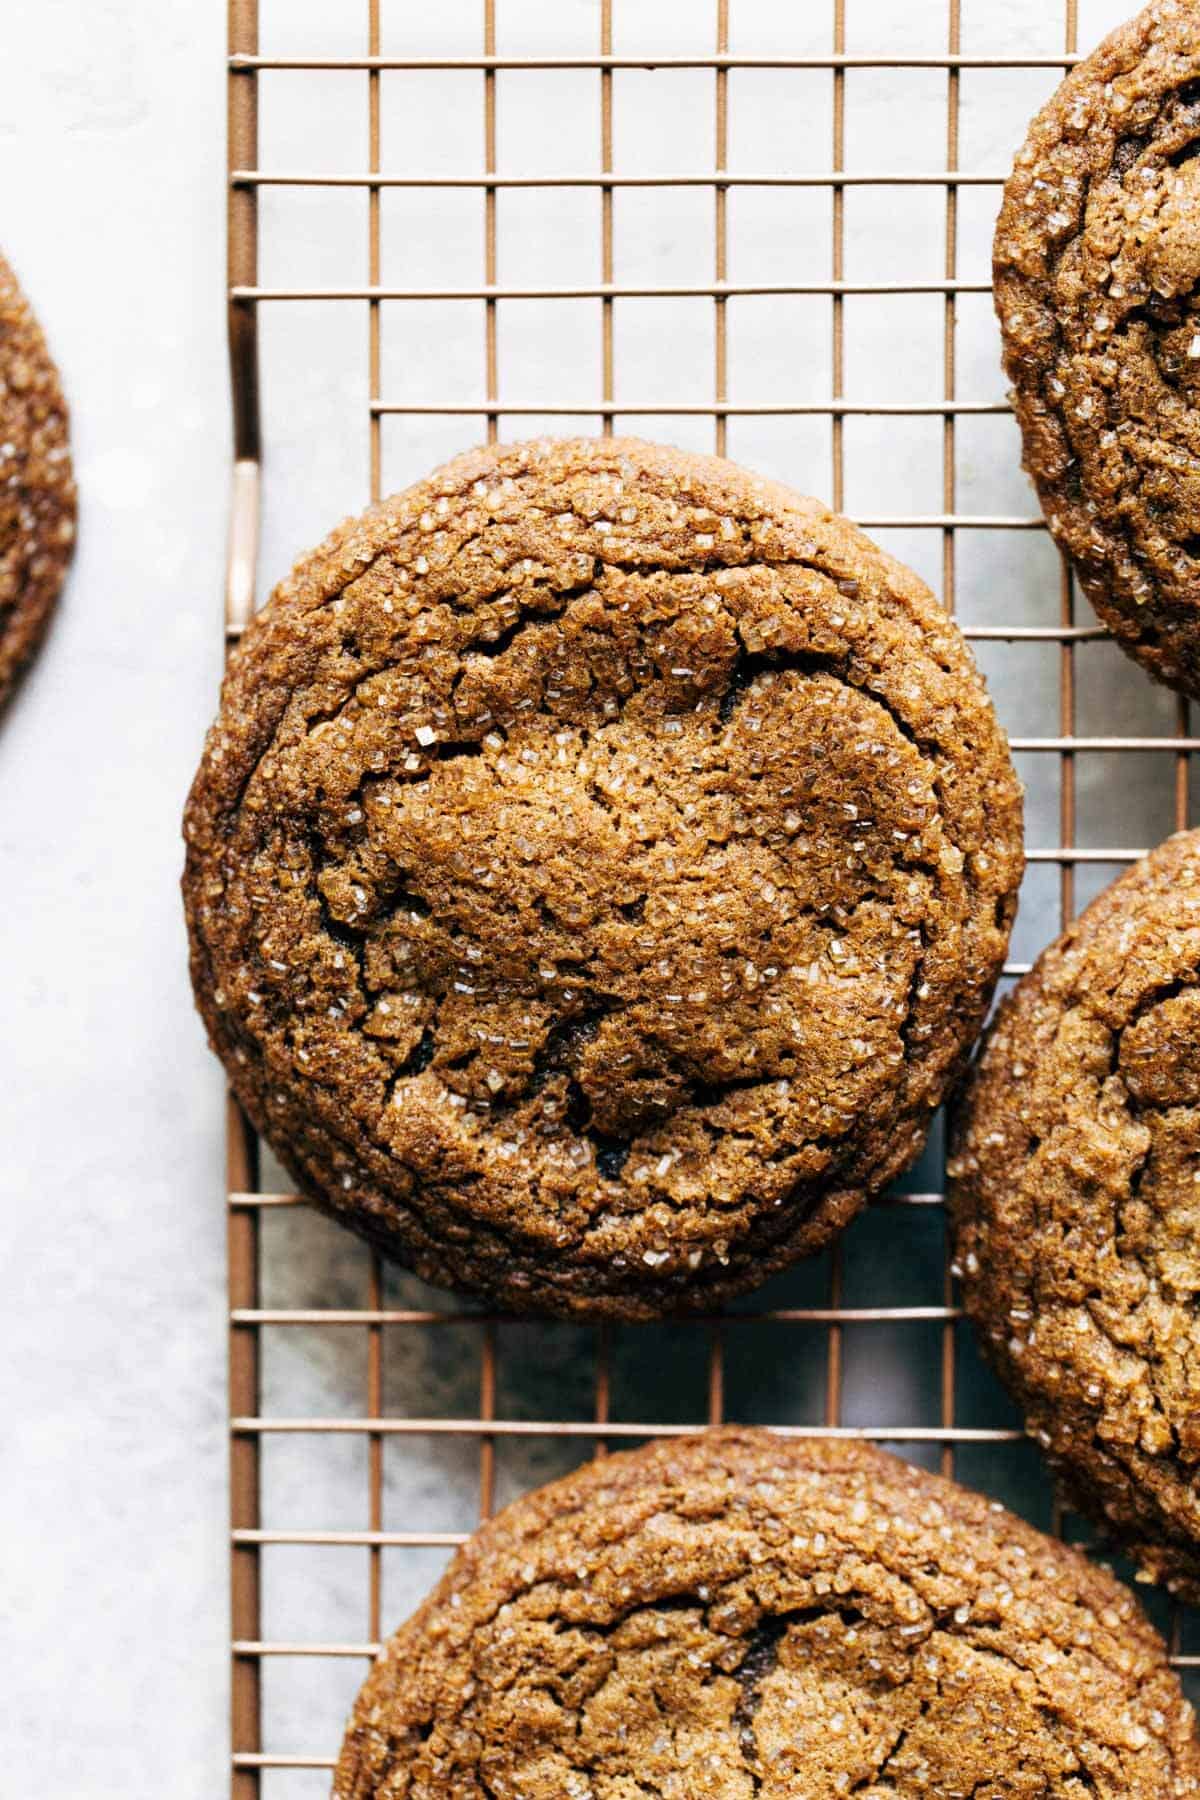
0;251;75;711
951;827;1200;1601
334;1428;1200;1798
995;0;1200;698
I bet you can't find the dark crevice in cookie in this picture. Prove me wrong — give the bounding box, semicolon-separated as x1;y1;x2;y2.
1122;295;1193;343
718;642;853;724
686;1072;773;1110
460;570;598;662
731;1606;868;1773
564;1076;590;1134
898;921;932;1069
313;870;370;996
388;883;432;922
463;612;550;666
1166;137;1200;171
731;1614;789;1765
468;1001;621;1133
424;731;488;765
1110;971;1196;1079
399;1028;437;1078
718;644;759;721
528;1006;613;1093
321;911;367;956
593;552;755;582
712;639;950;911
589;1134;631;1180
1112;131;1151;175
863;1720;918;1793
303;695;354;739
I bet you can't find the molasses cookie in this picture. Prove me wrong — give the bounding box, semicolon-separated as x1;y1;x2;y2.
951;828;1200;1599
995;1;1200;696
0;252;74;709
334;1428;1199;1798
184;436;1022;1317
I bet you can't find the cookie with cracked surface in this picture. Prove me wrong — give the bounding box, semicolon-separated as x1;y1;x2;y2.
950;828;1200;1600
0;252;75;709
183;436;1022;1317
995;0;1200;698
333;1428;1199;1798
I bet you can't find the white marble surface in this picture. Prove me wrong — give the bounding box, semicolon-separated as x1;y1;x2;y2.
3;1;1194;1794
1;4;229;1792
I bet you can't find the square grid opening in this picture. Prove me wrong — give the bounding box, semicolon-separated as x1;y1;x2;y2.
228;1;1200;1789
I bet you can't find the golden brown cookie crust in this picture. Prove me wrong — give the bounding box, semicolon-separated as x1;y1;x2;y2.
333;1428;1199;1798
995;0;1200;696
0;252;75;709
951;828;1200;1600
183;436;1022;1317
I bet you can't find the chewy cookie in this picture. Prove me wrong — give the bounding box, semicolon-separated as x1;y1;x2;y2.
0;252;74;710
334;1428;1199;1797
951;829;1200;1598
995;1;1200;697
184;436;1022;1317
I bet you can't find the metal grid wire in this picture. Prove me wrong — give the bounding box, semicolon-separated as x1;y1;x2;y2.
225;1;1200;1789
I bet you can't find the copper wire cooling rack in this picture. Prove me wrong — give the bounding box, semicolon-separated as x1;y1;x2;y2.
224;0;1200;1789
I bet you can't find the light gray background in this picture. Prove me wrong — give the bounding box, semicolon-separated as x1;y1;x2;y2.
2;1;1194;1795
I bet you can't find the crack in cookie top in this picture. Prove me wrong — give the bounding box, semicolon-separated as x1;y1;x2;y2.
995;0;1200;697
0;252;75;709
333;1430;1200;1798
951;828;1200;1600
183;438;1022;1316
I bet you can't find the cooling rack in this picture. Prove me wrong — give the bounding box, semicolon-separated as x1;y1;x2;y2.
224;0;1200;1789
